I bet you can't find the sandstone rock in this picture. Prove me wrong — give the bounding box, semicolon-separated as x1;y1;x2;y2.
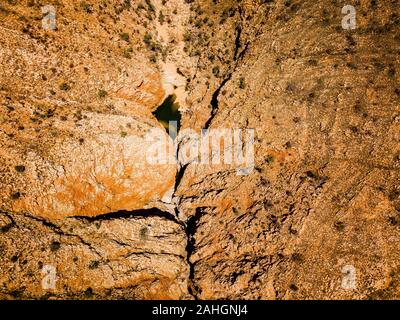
0;0;399;300
0;211;190;299
176;0;400;299
0;1;176;219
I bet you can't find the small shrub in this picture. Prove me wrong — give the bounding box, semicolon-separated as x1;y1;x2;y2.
239;77;246;89
123;47;133;59
388;216;398;226
145;0;155;12
10;192;21;200
50;241;61;251
80;1;93;13
84;287;93;298
59;83;71;91
158;10;165;24
291;253;303;263
15;165;25;173
265;155;275;164
140;227;148;240
144;32;152;45
88;260;100;269
289;284;298;291
120;33;130;42
212;66;220;76
122;0;131;10
334;221;345;231
150;54;157;63
98;89;108;98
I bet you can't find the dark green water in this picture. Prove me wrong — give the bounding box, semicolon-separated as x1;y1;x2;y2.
152;94;181;137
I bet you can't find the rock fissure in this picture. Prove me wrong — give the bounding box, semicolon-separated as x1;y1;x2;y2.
204;75;233;129
72;208;182;226
65;206;200;299
183;207;209;299
204;41;249;129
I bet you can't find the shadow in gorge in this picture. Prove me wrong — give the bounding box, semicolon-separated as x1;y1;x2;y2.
72;207;182;225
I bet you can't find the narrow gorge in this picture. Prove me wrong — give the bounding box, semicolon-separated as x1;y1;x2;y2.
0;0;399;300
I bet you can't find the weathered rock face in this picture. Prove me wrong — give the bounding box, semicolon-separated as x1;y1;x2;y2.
177;0;400;299
0;0;183;298
0;1;176;219
1;108;176;219
0;211;190;299
0;0;399;300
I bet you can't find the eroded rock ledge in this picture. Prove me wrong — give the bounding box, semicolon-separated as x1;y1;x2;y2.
0;209;190;299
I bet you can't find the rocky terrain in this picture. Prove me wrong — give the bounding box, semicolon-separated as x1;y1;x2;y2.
0;0;399;299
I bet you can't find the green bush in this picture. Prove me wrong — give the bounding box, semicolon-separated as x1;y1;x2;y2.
98;89;108;98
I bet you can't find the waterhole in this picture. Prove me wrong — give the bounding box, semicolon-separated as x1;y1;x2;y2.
152;94;181;137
